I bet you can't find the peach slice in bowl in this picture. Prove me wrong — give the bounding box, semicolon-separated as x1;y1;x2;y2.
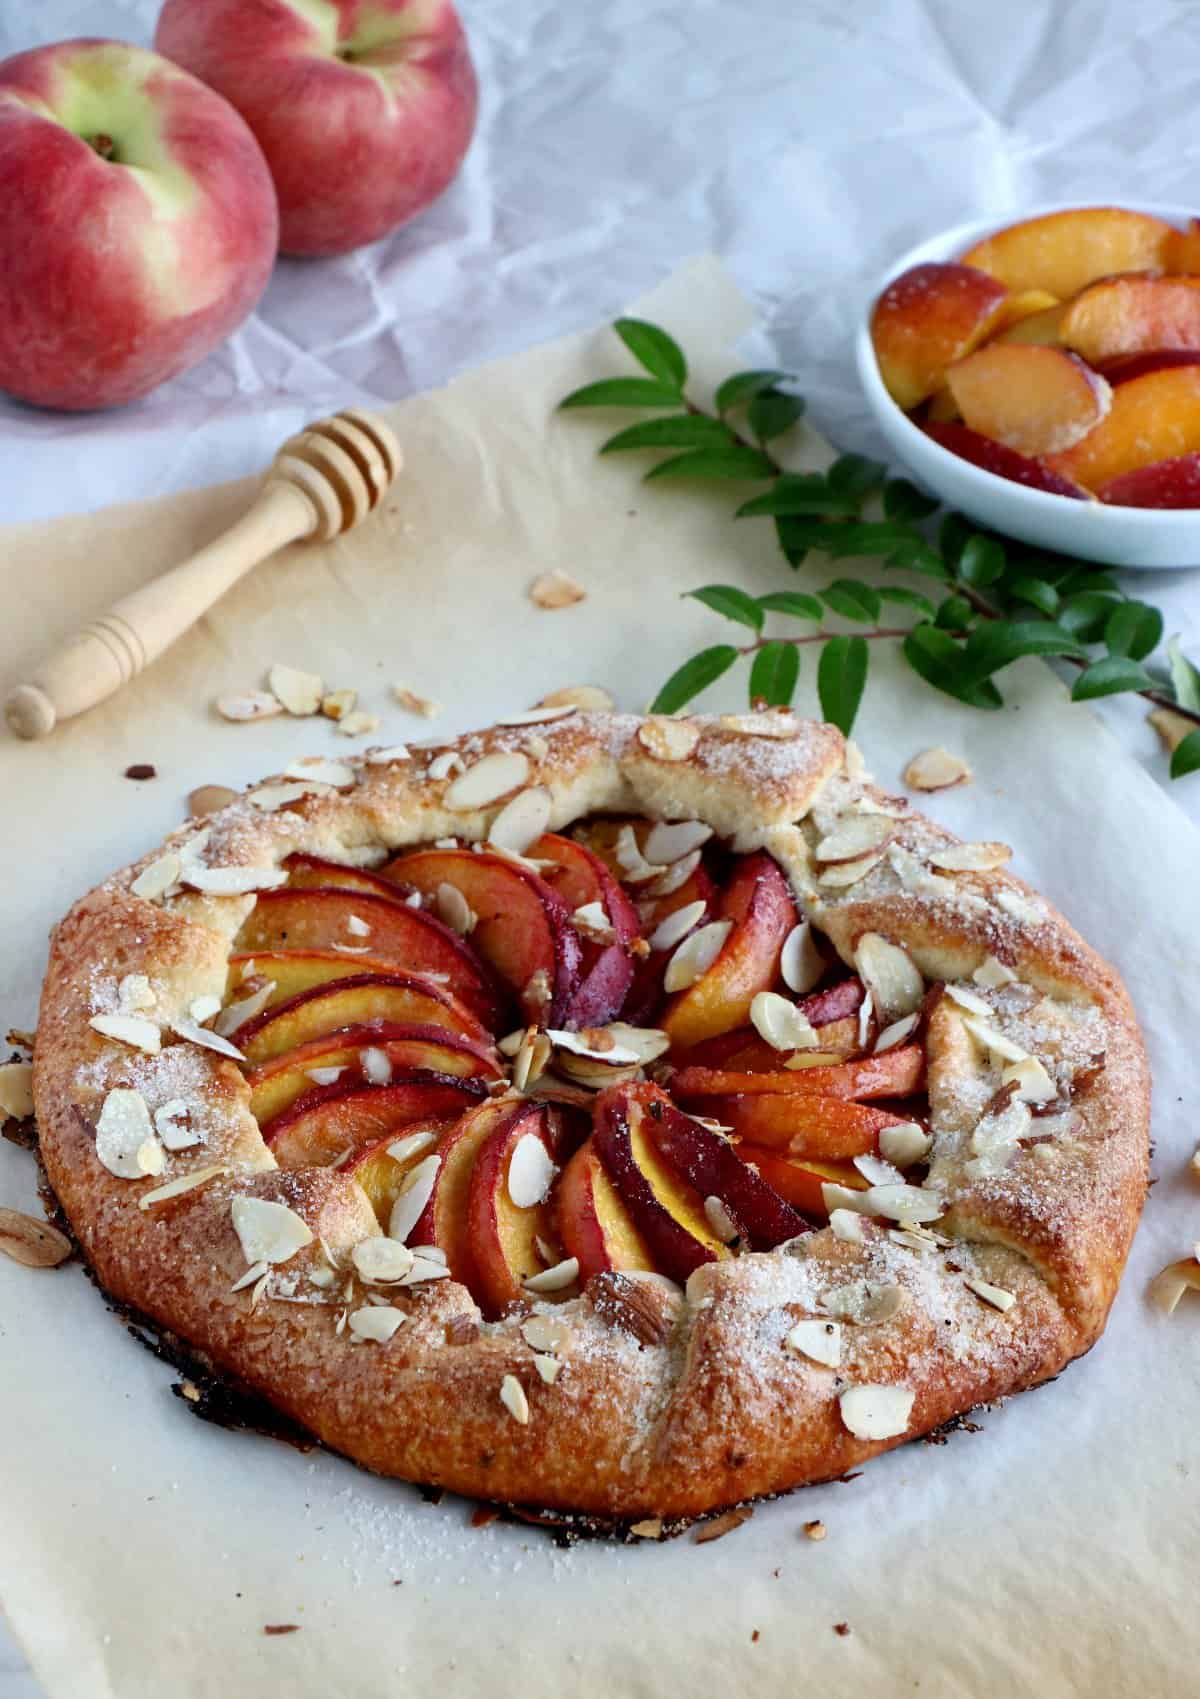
857;200;1200;566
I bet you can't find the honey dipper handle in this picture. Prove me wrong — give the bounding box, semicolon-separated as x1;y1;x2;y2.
5;478;318;741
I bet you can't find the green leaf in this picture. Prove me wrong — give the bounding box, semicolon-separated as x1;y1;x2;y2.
876;586;936;618
938;512;973;569
560;377;686;410
827;454;888;507
715;369;792;413
820;521;923;559
613;318;687;388
748;389;805;442
749;641;800;708
961;620;1085;681
903;625;1004;710
1170;728;1200;779
1057;567;1122;598
1005;575;1059;617
883;478;939;522
935;594;974;630
651;645;740;714
598;415;732;454
820;580;882;623
1105;600;1163;661
958;534;1006;588
737;474;857;518
687;584;764;632
645;445;776;482
1168;636;1200;713
884;537;949;579
757;590;824;621
1059;592;1121;643
1071;656;1158;701
817;635;869;734
775;516;814;567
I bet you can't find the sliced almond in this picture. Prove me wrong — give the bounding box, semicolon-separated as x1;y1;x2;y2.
488;786;553;855
215;690;284;723
231;1195;314;1265
349;1306;406;1342
780;921;824;995
1001;1055;1057;1104
604;1023;671;1063
973;955;1018;989
522;1313;572;1353
500;1373;531;1423
248;781;321;813
878;1121;932;1168
387;1153;440;1244
153;1099;201;1150
663;919;732;993
648;899;707;953
0;1061;34;1122
874;1012;920;1054
903;747;971;792
0;1208;72;1268
321;688;357;721
537;684;614;711
362;1047;393;1085
533;1353;562;1384
171;1019;246;1061
645;849;703;898
944;983;992;1018
1149;1255;1200;1315
507;1133;558;1209
365;743;412;764
435;882;476;937
857;990;875;1052
188;784;238;818
445;751;531;811
94;1089;164;1179
498;705;578;727
138;1163;228;1210
513;1029;552;1093
283;757;356;788
570;901;615;945
965;1276;1017;1312
214;981;273;1038
268;664;323;716
529;570;585;610
786;1318;842;1368
189;995;221;1025
614;824;666;884
818;851;883;889
961;1015;1029;1065
852;1153;905;1188
336;711;381;739
643;820;712;864
750;991;818;1053
815;815;894;864
180;864;287;897
393;686;440;718
387;1129;439;1164
854;933;923;1021
130;852;182;902
995;888;1046;926
839;1383;915;1440
88;1013;161;1054
523;1256;579;1294
352;1238;416;1284
636;718;700;762
828;1208;865;1245
703;1195;739;1243
930;842;1011;874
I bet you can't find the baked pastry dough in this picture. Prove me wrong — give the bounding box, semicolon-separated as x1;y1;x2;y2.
33;710;1149;1528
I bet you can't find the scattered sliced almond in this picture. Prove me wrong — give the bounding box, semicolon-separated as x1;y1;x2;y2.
645;849;702;898
189;995;221;1024
130;852;182;902
903;747;971;792
750;991;818;1053
117;974;155;1013
824;1279;907;1324
693;1507;754;1544
154;1099;202;1150
1149;1254;1200;1315
780;921;824;995
215;691;283;723
874;1012;919;1054
523;1256;579;1294
533;1353;562;1385
497;705;578;727
536;684;613;711
94;1089;164;1179
664;919;732;994
435;882;476;937
1001;1055;1057;1104
512;1028;552;1093
444;751;531;811
337;711;381;739
529;570;586;610
944;983;992;1018
854;934;924;1021
522;1313;572;1354
631;1518;663;1540
387;1153;440;1244
839;1383;915;1440
365;744;412;764
930;842;1012;874
614;824;666;884
247;780;320;813
648;899;707;953
393;686;440;718
180;864;287;897
231;1195;314;1266
973;955;1018;990
0;1061;34;1122
818;851;883;889
852;1154;905;1188
636;718;700;762
507;1133;559;1209
643;820;712;864
500;1373;531;1424
804;1520;827;1542
0;1208;71;1268
828;1208;865;1245
604;1024;672;1063
321;688;357;721
785;1317;842;1368
89;1012;161;1053
362;1047;393;1085
1149;706;1196;756
488;786;553;855
352;1238;416;1284
965;1276;1017;1312
188;784;238;818
878;1121;932;1168
138;1164;229;1210
815;815;894;864
171;1019;246;1061
703;1195;739;1243
570;901;615;945
387;1129;438;1164
857;991;875;1053
995;888;1045;926
349;1306;406;1343
960;1015;1028;1065
284;757;356;788
214;981;273;1038
268;664;323;716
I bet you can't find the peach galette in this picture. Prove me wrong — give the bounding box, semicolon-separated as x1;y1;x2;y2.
34;710;1149;1529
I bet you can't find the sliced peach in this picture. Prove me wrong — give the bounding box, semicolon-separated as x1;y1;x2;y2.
992;301;1066;347
1060;275;1200;366
245;1022;502;1125
945;344;1111;457
960;207;1172;299
467;1103;564;1315
556;1136;654;1282
870;261;1009;409
347;1119;456;1226
623;862;719;1026
671;1045;924;1104
738;1148;868;1218
592;1083;727;1282
648;1098;804;1248
1100;350;1200;384
989;288;1060;333
1098;453;1200;508
264;1071;488;1168
530;832;641;1027
923;420;1091;498
701;1093;909;1159
408;1099;528;1285
233;971;489;1063
234;887;501;1027
925;386;960;423
382;847;581;1024
1045;364;1200;490
672;1016;859;1072
661;850;796;1049
1163;217;1200;275
800;976;866;1026
285;853;414;901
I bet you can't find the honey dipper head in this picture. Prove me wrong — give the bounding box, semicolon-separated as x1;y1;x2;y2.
271;409;403;541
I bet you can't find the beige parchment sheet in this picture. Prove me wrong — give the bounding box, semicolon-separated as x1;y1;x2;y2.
0;259;1196;1699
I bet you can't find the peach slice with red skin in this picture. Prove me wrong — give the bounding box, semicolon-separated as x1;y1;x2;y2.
959;206;1173;299
989;288;1060;334
406;1099;526;1285
234;887;502;1028
467;1103;565;1315
347;1119;456;1227
738;1148;869;1218
1060;275;1200;366
263;1071;488;1168
1099;453;1200;508
232;970;490;1064
671;1044;924;1104
945;344;1111;457
1045;363;1200;490
530;832;641;1028
648;1098;805;1248
1164;217;1200;275
1100;350;1200;385
556;1137;654;1283
870;262;1009;409
661;850;797;1049
623;862;718;1026
923;421;1090;498
992;301;1067;348
245;1022;502;1125
703;1093;911;1159
382;846;581;1025
592;1083;728;1281
284;853;417;902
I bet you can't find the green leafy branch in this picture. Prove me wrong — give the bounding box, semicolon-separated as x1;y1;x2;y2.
559;317;1200;779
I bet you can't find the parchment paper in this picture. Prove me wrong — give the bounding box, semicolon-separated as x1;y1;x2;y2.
0;260;1196;1699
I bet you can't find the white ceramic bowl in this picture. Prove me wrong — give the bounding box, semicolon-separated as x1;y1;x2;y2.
855;200;1200;571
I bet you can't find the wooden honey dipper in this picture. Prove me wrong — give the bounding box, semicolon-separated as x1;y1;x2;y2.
4;409;402;741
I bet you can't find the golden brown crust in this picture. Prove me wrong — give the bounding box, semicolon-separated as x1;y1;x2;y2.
33;710;1150;1522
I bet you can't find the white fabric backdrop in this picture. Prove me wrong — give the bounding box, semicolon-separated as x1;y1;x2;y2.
3;3;1200;1691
